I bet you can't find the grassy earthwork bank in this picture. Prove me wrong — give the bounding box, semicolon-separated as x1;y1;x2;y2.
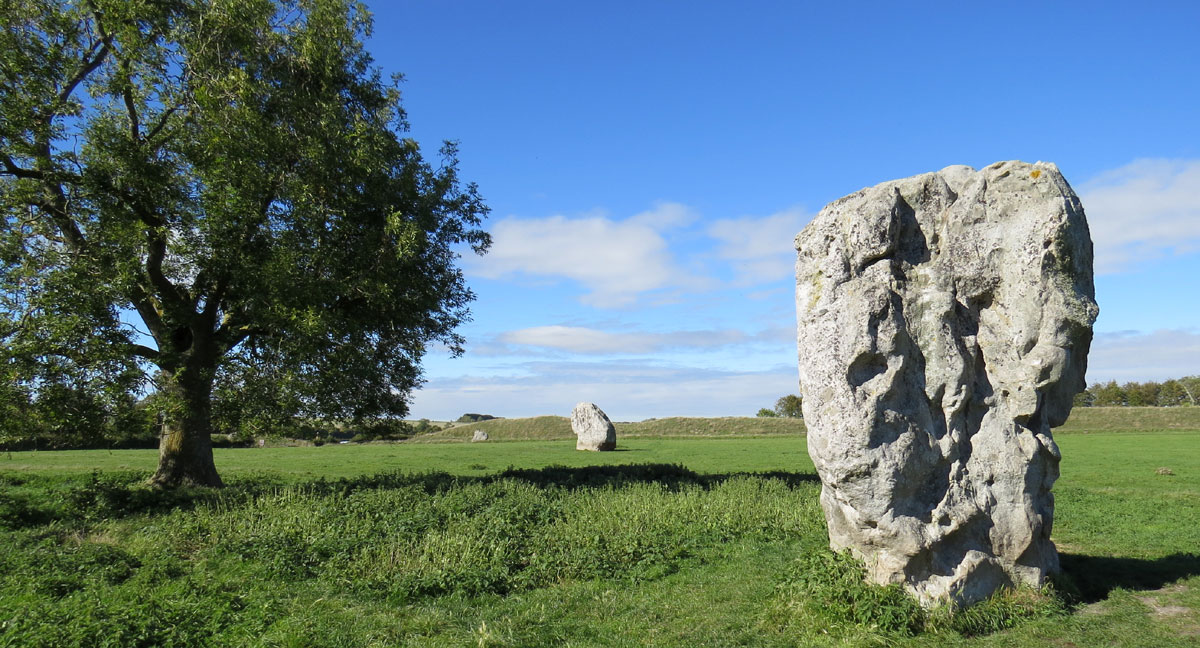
417;406;1200;443
1;415;1197;647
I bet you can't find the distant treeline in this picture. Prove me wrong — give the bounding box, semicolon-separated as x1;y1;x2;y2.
1073;376;1199;407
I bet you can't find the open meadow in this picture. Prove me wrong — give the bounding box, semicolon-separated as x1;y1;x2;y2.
1;409;1198;647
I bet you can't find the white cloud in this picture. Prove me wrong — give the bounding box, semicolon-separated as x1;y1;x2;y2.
629;201;699;229
1079;159;1200;274
468;203;698;307
496;325;790;354
409;361;800;421
1086;328;1200;383
706;207;811;285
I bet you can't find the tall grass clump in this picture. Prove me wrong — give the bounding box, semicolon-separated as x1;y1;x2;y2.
0;465;829;646
768;550;1071;644
928;585;1068;636
769;549;926;641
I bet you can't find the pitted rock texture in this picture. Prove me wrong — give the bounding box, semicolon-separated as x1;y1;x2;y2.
571;402;616;451
471;430;488;442
794;161;1098;607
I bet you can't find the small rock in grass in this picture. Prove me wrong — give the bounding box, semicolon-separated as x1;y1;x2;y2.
1156;467;1175;476
471;430;489;442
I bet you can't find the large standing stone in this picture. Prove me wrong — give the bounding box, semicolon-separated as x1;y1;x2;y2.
571;402;617;451
794;161;1098;607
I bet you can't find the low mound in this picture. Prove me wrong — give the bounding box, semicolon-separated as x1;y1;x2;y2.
1057;406;1200;432
412;416;806;443
623;417;806;437
412;406;1199;443
414;416;572;442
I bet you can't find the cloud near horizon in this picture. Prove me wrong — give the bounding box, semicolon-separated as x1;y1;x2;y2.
1085;328;1200;383
495;324;791;354
409;361;800;421
1079;158;1200;274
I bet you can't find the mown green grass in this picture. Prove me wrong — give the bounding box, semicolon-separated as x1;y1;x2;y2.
420;415;809;441
1;430;1197;647
0;436;814;481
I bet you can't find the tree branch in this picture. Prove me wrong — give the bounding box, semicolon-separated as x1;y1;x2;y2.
1;154;44;180
45;38;110;120
127;282;166;344
144;229;187;311
35;176;87;252
130;343;160;360
123;83;141;142
143;104;182;144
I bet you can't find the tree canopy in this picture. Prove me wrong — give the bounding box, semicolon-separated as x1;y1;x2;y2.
1;0;490;486
774;394;803;419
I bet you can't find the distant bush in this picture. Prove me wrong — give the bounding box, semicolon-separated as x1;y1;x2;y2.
1074;375;1199;407
774;395;803;418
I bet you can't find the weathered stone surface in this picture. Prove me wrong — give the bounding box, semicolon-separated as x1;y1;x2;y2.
794;161;1098;607
571;402;616;451
471;430;488;442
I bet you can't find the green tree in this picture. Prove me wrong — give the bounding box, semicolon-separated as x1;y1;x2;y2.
1124;381;1159;407
774;394;803;418
755;407;777;418
1;0;489;486
1158;379;1187;407
1179;376;1199;406
1089;380;1127;407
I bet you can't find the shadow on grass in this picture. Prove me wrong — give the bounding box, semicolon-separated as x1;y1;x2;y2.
489;463;820;490
1060;552;1200;602
1;463;820;529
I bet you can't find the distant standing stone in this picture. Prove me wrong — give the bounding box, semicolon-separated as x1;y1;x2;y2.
471;430;488;442
571;402;616;451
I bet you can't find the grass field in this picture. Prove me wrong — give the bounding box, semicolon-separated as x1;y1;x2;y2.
1;419;1197;647
414;406;1200;443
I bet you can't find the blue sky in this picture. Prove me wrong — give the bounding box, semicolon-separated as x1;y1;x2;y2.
361;1;1200;421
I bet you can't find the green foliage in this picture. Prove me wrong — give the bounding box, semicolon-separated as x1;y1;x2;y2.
774;394;803;418
1;0;489;483
756;407;778;418
1075;376;1200;407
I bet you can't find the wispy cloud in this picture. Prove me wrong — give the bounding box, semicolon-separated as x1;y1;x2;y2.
1086;328;1200;383
1079;159;1200;274
496;325;791;354
706;207;811;285
467;202;700;308
410;361;799;421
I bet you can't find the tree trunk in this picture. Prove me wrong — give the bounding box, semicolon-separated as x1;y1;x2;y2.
149;367;224;488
